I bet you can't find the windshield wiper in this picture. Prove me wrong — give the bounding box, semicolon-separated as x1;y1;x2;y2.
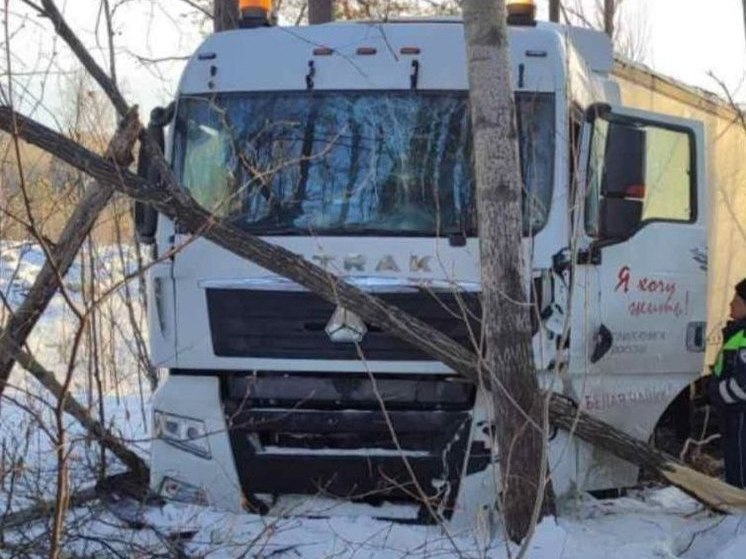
335;226;418;236
225;211;294;234
337;225;465;237
228;221;463;237
237;222;305;235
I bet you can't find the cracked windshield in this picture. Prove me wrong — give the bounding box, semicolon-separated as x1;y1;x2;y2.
175;92;554;236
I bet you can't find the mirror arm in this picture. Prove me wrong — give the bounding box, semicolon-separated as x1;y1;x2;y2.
577;243;602;265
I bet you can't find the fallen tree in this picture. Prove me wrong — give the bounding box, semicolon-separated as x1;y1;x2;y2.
2;106;745;513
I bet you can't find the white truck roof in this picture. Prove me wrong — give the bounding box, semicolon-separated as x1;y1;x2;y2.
177;21;595;95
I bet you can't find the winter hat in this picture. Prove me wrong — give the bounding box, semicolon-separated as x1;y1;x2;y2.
736;278;746;302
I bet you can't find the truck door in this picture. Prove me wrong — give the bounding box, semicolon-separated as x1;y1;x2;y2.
570;104;707;391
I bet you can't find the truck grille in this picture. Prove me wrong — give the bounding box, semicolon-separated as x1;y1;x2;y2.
220;373;480;520
206;289;481;360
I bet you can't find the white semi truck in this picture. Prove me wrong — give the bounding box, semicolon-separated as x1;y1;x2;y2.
136;0;746;528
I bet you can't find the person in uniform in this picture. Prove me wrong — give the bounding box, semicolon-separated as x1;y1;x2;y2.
710;278;746;487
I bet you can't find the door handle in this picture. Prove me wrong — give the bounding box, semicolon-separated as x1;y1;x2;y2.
686;321;706;352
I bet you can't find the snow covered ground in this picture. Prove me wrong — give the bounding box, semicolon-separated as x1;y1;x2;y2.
5;481;744;558
0;239;149;394
1;241;746;558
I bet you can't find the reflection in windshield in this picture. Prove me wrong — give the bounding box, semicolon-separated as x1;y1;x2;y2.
175;92;555;236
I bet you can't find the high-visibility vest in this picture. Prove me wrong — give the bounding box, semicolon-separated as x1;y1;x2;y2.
713;329;746;377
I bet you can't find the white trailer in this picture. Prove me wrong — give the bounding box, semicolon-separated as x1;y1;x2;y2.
136;1;746;528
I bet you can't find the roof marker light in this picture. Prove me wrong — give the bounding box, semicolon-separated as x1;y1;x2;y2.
239;0;273;28
356;47;377;55
507;0;537;26
313;47;334;56
400;47;421;55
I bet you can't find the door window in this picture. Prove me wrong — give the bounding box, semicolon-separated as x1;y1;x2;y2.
641;127;692;221
585;113;695;239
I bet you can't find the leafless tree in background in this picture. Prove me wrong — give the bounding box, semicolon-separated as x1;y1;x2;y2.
214;0;240;30
308;0;333;24
549;0;561;23
603;0;615;37
565;0;650;62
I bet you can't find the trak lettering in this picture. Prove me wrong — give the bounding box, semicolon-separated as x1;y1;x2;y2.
312;253;433;273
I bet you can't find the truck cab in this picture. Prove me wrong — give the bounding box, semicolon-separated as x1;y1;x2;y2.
142;9;707;528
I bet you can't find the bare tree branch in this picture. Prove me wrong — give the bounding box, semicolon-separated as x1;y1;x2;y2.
549;0;560;22
0;332;148;474
0;108;140;398
214;0;239;31
1;484;97;530
179;0;213;19
309;0;333;24
603;0;615;37
23;0;129;116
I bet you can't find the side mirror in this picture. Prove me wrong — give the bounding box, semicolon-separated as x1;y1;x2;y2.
602;122;646;199
599;197;642;240
134;136;158;244
133;203;158;244
133;104;175;244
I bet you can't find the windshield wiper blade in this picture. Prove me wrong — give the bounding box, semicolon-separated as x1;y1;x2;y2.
242;225;305;235
337;225;456;237
228;221;459;237
340;227;415;236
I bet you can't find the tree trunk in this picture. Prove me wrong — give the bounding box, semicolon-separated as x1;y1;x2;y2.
550;396;746;513
549;0;560;23
309;0;333;24
603;0;615;38
214;0;240;32
463;0;554;542
1;485;97;530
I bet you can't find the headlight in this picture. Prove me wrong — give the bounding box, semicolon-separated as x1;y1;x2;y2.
154;410;212;459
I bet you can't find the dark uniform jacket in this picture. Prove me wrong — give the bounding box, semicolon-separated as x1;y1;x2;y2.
710;318;746;487
710;318;746;410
